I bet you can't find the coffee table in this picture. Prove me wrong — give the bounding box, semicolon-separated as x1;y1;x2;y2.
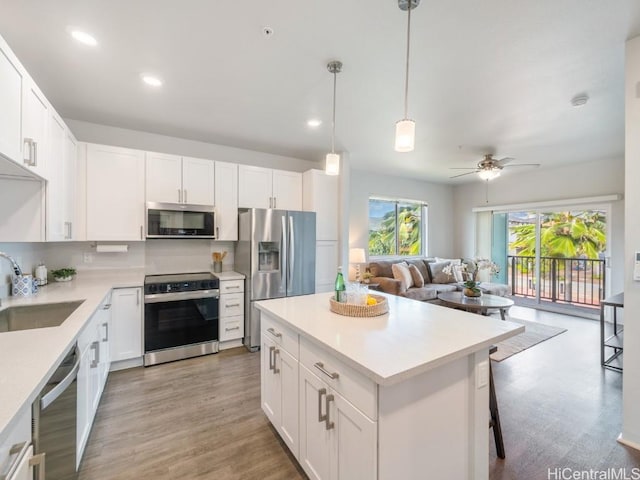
437;292;514;320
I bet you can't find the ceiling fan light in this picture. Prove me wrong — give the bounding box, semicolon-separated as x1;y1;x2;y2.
325;153;340;176
395;119;415;152
478;168;501;181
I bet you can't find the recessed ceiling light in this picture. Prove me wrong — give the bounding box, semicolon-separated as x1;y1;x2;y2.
141;74;163;87
69;29;98;47
307;119;322;128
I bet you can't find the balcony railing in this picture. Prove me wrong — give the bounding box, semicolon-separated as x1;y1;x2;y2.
508;255;606;308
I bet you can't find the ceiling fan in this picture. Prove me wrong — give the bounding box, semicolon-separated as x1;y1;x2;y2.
450;154;540;180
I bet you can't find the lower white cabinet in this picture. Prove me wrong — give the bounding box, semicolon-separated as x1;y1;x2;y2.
219;279;244;344
77;293;111;466
261;331;299;457
110;287;143;362
0;406;35;480
316;241;338;293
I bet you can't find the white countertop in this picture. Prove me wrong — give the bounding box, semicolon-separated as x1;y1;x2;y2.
0;269;144;444
256;292;524;386
213;271;245;281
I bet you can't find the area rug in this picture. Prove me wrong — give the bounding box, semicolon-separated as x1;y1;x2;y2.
490;318;567;362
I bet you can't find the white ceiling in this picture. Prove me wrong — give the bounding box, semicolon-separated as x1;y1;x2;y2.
1;0;639;183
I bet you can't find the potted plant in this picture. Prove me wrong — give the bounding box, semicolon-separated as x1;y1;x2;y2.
444;258;499;298
362;270;374;284
51;268;77;282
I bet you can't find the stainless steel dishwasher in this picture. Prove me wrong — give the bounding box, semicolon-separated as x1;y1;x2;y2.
32;344;80;480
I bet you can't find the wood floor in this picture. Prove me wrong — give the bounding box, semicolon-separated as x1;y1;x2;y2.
78;307;640;480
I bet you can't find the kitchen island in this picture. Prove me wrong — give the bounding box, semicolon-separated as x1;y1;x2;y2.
256;292;524;480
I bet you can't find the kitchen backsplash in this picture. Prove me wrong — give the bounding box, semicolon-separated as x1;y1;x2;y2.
0;240;235;298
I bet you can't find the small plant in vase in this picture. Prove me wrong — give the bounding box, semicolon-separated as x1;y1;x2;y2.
444;258;499;298
51;268;77;282
361;270;374;284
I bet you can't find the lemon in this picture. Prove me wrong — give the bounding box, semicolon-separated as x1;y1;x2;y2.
366;296;377;306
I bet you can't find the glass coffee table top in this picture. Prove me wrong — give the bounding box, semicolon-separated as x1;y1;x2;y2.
437;292;514;320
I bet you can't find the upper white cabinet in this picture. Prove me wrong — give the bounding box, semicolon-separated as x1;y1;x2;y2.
47;112;76;241
303;169;338;241
22;78;49;179
0;37;24;165
86;144;145;241
145;152;214;205
238;165;302;210
214;161;238;241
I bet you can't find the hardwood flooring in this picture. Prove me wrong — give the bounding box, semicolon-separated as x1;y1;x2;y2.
78;306;640;479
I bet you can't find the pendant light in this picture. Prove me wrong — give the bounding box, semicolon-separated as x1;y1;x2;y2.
395;0;419;152
326;60;342;175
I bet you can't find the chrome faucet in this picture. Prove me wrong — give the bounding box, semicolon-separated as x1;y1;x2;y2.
0;252;23;276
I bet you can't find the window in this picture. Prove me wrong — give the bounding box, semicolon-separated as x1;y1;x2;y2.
368;198;427;257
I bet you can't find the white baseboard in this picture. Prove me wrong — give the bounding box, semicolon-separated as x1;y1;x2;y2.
110;357;143;371
617;433;640;452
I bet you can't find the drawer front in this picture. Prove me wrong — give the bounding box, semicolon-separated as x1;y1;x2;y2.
220;316;244;341
300;336;377;420
220;293;244;317
220;279;244;294
261;313;298;359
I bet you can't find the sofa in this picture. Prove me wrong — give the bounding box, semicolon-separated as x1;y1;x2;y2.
368;258;511;302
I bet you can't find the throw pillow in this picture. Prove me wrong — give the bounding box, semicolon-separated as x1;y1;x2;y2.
408;264;425;288
428;261;456;284
391;262;413;292
435;257;463;282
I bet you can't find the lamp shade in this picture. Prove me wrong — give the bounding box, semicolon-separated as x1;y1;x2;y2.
325;152;340;176
478;168;501;181
349;248;366;264
394;119;415;152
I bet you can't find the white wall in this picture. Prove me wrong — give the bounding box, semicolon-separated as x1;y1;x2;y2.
65;119;321;172
621;35;640;451
348;169;455;259
452;158;625;295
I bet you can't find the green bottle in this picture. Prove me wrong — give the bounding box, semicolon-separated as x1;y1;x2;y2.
335;266;346;303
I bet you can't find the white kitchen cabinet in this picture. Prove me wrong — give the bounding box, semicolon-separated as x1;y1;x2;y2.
0;37;24;165
214;161;238;241
219;278;244;344
303;169;338;241
3;444;35;480
146;153;215;205
0;406;32;479
86;144;145;241
21;78;49;179
261;325;299;458
46;112;74;241
63;130;77;239
110;287;143;363
238;165;302;210
299;364;331;480
315;241;339;293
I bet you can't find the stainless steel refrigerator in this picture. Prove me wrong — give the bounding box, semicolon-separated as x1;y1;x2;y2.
235;208;316;351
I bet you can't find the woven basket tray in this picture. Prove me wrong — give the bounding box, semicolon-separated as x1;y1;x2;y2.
329;294;389;317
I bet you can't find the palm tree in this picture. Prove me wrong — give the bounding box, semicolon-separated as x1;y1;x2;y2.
369;203;421;256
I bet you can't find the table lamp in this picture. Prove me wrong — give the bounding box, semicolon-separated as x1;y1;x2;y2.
349;248;367;282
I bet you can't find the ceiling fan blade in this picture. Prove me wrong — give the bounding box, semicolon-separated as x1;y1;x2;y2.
449;167;479;170
450;171;478;178
495;157;515;166
502;163;541;168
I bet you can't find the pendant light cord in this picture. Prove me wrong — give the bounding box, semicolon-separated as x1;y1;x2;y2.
331;69;337;154
403;1;412;118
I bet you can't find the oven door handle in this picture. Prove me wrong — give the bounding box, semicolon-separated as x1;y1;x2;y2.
144;290;220;304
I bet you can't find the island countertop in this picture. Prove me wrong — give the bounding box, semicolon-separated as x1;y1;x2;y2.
0;269;144;445
256;292;524;386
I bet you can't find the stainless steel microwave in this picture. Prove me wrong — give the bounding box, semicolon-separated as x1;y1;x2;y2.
146;202;216;239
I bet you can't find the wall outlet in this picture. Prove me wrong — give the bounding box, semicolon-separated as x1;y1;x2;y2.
83;252;94;263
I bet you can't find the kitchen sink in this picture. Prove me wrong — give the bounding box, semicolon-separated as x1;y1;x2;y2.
0;301;84;332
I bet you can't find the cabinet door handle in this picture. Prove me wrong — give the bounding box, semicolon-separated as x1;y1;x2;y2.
225;326;240;331
140;225;143;240
274;197;277;209
102;303;111;310
32;141;38;167
314;362;339;380
178;189;182;203
136;289;140;305
184;189;187;203
216;226;219;239
273;348;280;374
4;441;29;480
69;222;73;240
225;285;241;290
102;322;109;342
268;345;275;371
325;394;335;430
266;327;282;338
30;452;46;480
318;387;327;423
225;303;240;308
90;341;100;368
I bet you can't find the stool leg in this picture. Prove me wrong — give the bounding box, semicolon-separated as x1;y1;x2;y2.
489;361;505;459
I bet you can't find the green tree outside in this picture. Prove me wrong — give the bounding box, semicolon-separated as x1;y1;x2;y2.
369;201;422;256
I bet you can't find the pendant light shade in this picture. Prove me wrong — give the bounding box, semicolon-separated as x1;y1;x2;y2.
395;119;415;152
326;61;342;176
395;0;419;153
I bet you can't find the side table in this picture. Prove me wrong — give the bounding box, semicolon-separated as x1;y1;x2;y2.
600;292;624;371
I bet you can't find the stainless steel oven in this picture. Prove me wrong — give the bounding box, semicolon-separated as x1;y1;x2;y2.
143;273;220;366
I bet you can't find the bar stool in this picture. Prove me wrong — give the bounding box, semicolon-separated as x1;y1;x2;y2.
489;345;505;459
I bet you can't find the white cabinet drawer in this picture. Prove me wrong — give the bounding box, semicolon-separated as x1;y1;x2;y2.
220;279;244;294
262;313;298;359
219;293;244;317
300;336;377;420
220;315;244;341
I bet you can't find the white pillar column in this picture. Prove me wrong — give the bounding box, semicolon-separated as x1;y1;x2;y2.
621;34;640;450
